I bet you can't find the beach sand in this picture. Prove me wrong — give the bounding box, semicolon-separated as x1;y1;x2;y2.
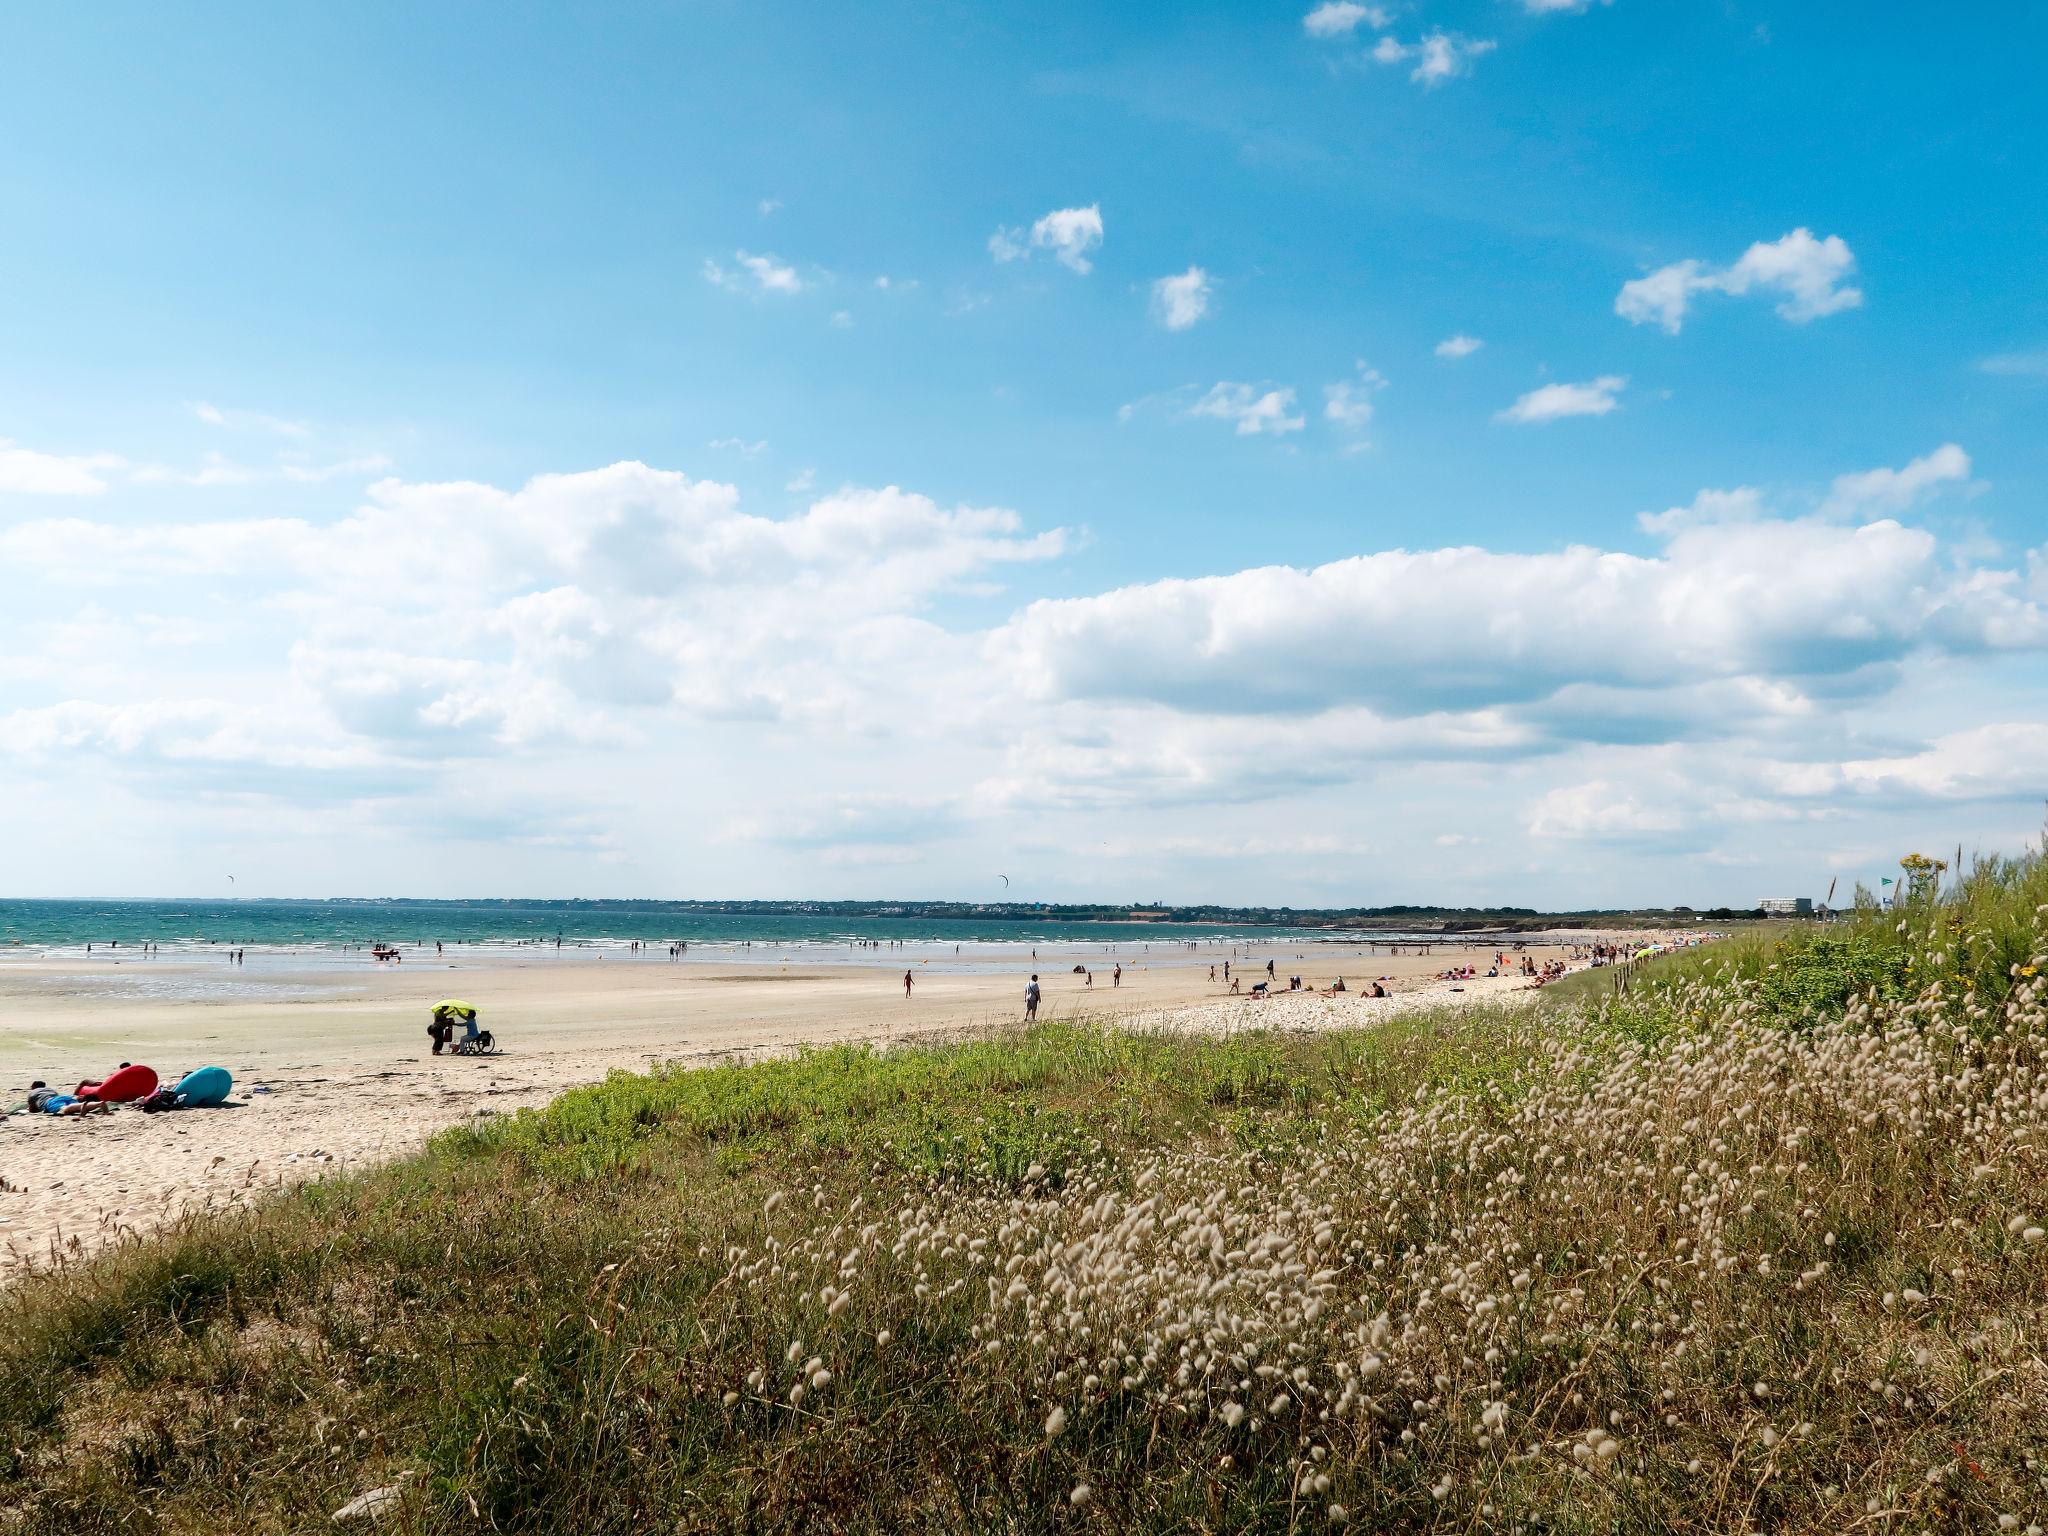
0;935;1598;1275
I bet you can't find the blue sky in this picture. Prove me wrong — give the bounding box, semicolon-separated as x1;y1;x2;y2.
1;1;2044;906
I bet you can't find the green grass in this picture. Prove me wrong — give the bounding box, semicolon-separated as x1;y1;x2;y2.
4;837;2046;1533
0;1006;1547;1533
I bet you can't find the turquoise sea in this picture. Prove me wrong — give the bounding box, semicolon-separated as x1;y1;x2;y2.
0;898;1340;957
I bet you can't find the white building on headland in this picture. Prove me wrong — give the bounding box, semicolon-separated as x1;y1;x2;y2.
1759;897;1813;916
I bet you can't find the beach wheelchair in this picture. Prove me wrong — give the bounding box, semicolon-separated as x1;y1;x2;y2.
430;1000;499;1056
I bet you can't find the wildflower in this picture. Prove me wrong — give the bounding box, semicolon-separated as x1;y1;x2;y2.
876;1330;892;1347
764;1191;784;1214
1328;1506;1349;1526
1046;1406;1067;1438
1070;1483;1093;1507
721;1391;739;1407
1221;1402;1245;1428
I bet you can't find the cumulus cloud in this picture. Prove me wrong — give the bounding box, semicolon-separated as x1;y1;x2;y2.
1617;229;1862;334
3;465;1068;754
1820;443;1972;520
703;250;805;294
1151;266;1212;330
1434;334;1483;359
1301;2;1390;37
991;205;1104;274
1496;375;1626;423
1830;723;2048;802
1187;383;1306;437
993;516;2048;720
1758;722;2048;807
8;438;2042;883
1372;32;1496;85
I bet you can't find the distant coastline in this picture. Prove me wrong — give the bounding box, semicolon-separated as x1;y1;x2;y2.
0;894;1753;953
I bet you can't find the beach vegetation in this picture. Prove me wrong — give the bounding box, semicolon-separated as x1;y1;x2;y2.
4;839;2048;1532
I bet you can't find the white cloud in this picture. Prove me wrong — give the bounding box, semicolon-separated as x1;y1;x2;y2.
3;465;1068;747
1323;364;1387;437
129;451;261;487
7;435;2043;896
1527;781;1682;840
757;198;782;216
191;402;311;438
1637;485;1766;536
1301;2;1390;37
1819;443;1972;520
279;454;395;484
1434;334;1483;359
1521;0;1612;12
1187;383;1306;436
703;250;805;294
1829;723;2048;803
991;205;1105;274
0;439;124;496
1372;32;1496;86
1496;375;1626;423
1151;266;1213;330
1980;348;2048;377
708;438;769;457
993;514;2048;721
1617;229;1862;334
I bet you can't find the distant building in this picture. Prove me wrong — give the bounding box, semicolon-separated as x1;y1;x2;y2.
1759;897;1813;916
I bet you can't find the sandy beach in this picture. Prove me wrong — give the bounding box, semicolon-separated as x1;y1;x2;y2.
0;934;1608;1275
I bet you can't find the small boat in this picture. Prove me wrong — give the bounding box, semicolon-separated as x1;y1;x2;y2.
370;944;403;962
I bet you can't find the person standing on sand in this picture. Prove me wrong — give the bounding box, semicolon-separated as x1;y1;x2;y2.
903;969;913;998
1112;963;1121;987
1025;974;1041;1020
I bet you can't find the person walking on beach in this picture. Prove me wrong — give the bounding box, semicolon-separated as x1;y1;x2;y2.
903;969;914;998
1112;963;1121;988
1025;974;1041;1021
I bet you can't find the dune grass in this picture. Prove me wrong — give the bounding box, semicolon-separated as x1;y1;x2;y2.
4;845;2048;1533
